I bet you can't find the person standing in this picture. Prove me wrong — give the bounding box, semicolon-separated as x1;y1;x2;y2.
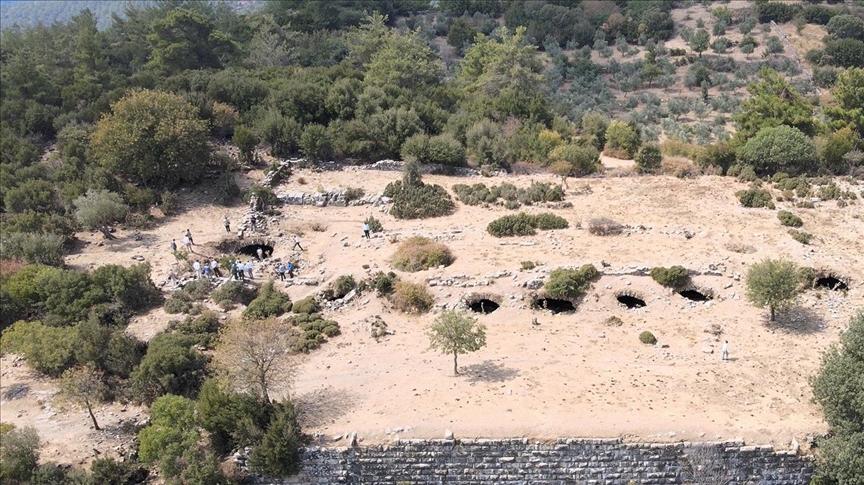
292;235;303;251
363;222;371;239
170;239;177;253
211;260;222;278
193;260;201;280
250;214;257;233
203;263;212;280
235;260;244;281
278;263;286;281
287;260;295;278
256;247;264;261
185;229;194;245
183;235;192;253
245;260;254;279
223;216;231;233
722;340;729;361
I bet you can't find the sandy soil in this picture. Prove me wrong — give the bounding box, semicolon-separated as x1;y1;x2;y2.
18;164;856;460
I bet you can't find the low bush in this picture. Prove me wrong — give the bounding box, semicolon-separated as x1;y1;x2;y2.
343;187;365;201
383;180;455;220
1;320;77;376
521;261;536;271
292;296;320;314
650;266;690;288
211;280;257;310
160;191;179;216
635;144;662;173
392;237;454;272
452;182;564;208
391;281;434;313
322;275;356;301
359;271;399;296
789;229;813;245
73;189;129;230
736;188;776;209
182;279;212;300
364;216;383;233
286;313;341;353
243;281;292;319
487;212;568;237
0;232;66;266
543;264;598;301
214;172;241;205
639;331;657;345
778;210;804;227
605;316;623;327
588;217;623;236
169;311;221;348
164;291;193;314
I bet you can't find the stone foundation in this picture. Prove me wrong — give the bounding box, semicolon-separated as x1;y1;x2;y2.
262;438;812;485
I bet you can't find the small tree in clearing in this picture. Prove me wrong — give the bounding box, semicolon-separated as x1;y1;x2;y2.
745;258;801;321
59;364;107;430
213;317;295;403
428;310;486;375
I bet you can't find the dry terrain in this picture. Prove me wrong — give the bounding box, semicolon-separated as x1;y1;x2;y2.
3;162;862;466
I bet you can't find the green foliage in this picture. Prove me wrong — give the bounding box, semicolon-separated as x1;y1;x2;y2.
137;395;201;481
89;457;145;485
326;275;357;300
757;2;801;23
603;121;640;159
448;18;478;53
364;216;383;233
73;189;129;230
733;69;815;143
147;8;233;74
90;90;210;188
169;312;221;349
196;379;269;455
738;126;818;176
233;126;259;164
635;143;662;173
817;128;861;174
299;123;332;163
520;261;536;271
383;180;455;220
544;265;598;301
789;229;814;245
688;28;710;57
547;144;599;176
211;280;257;310
129;333;207;404
243;281;292;319
452;182;564;208
214;172;241;206
745;258;802;321
487;212;568;237
248;401;301;478
1;321;78;377
650;266;690;288
696;142;736;174
587;217;624;236
427;310;487;375
392;236;454;272
811;310;864;485
401;133;466;166
0;232;66;267
639;331;658;345
292;296;320;315
777;210;804;227
736;188;776;209
391;281;434;314
0;425;40;484
827;15;864;41
361;271;399;297
826;68;864;136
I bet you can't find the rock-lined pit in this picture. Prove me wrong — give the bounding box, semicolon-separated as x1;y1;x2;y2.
469;299;500;314
679;289;712;302
236;243;273;258
815;276;848;291
533;298;575;314
617;294;646;309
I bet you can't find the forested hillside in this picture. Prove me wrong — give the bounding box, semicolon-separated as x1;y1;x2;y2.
0;0;154;29
1;1;863;484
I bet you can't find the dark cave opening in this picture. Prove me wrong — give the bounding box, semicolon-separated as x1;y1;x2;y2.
815;276;848;291
469;299;500;314
679;290;712;302
236;244;274;258
617;295;646;309
533;298;575;314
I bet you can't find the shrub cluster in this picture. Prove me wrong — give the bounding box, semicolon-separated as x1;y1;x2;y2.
587;217;624;236
390;280;434;313
291;296;320;314
788;229;813;245
358;271;399;296
286;313;340;353
383;180;455;220
639;331;658;345
736;188;776;209
777;210;803;227
0;232;66;266
168;311;221;349
322;275;356;301
650;266;690;288
392;236;454;272
452;182;564;208
487;212;568;237
543;264;598;301
243;281;292;319
210;280;258;310
364;215;383;233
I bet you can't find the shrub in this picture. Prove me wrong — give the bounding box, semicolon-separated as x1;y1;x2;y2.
129;333;207;404
696;143;736;174
0;232;66;266
73;189;129;230
487;212;568;237
160;191;179;216
243;281;292;319
343;187;365;202
362;271;399;296
364;215;383;233
588;217;623;236
543;264;598;301
211;280;258;309
182;279;212;300
789;229;813;245
778;210;804;227
292;296;319;314
650;266;690;288
214;172;241;205
164;292;193;314
323;275;356;300
826;14;864;41
0;425;40;483
635;143;662;173
391;281;434;314
639;331;657;345
248;401;301;478
392;237;454;272
736;189;776;209
1;320;77;377
532;213;569;230
603;121;640;159
170;312;221;348
547;144;600;176
521;261;536;271
738;126;818;176
605;316;623;327
383;180;455;220
825;38;864;68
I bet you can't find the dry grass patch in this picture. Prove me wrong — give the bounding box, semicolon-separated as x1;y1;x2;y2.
588;217;624;236
391;236;454;272
391;280;434;313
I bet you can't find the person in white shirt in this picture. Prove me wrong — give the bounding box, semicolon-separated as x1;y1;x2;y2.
257;247;264;261
292;235;304;251
210;260;221;277
721;340;729;361
245;260;254;279
192;261;201;279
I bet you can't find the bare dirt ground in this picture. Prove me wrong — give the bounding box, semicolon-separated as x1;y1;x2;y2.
6;162;861;465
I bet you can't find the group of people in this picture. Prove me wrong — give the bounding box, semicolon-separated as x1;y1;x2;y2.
191;259;223;280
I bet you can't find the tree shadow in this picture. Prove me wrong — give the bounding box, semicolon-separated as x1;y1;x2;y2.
765;306;827;335
461;360;520;384
294;386;357;429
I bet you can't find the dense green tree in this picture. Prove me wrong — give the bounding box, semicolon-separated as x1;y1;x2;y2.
0;320;78;377
737;125;818;176
147;8;234;74
635;143;663;173
603;120;640;159
733;68;815;143
137;395;201;481
745;258;801;322
447;18;478;53
90;90;210;188
427;310;487;375
0;425;40;484
817;128;861;174
364;29;444;93
129;333;208;404
299;123;333;163
826;38;864;68
547;143;599;176
826;14;864;41
197;379;269;454
826;67;864;136
248;401;302;478
688;28;710;58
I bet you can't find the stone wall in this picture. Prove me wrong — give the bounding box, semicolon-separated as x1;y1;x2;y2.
263;438;812;485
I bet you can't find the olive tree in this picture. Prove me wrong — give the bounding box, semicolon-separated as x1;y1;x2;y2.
428;310;486;375
745;258;801;322
59;364;107;430
73;190;129;230
737;126;817;176
90;89;209;188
